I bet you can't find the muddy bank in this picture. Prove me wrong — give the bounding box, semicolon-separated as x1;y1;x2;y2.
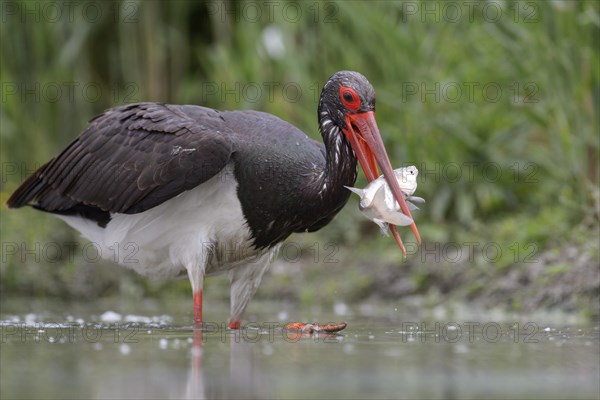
259;233;599;320
1;227;598;322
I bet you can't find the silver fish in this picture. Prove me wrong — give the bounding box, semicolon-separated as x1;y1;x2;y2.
345;166;425;236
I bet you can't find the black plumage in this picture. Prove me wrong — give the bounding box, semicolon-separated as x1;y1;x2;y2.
6;71;420;329
7;72;379;249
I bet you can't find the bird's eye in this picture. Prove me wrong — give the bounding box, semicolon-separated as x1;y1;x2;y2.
339;86;360;112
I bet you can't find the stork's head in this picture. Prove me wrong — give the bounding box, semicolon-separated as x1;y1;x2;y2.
319;71;421;253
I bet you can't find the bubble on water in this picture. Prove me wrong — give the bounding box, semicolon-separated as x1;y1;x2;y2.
154;315;173;324
124;314;151;323
447;325;458;331
368;335;375;340
119;344;131;355
25;313;37;325
6;315;20;323
543;327;553;332
101;311;122;323
334;302;349;316
159;338;168;350
277;311;288;321
94;343;103;351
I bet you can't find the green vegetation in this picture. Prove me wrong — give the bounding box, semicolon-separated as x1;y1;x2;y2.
1;1;598;317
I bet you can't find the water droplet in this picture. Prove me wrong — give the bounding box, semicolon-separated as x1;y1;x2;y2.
333;302;348;316
100;311;122;323
119;344;131;355
277;311;288;321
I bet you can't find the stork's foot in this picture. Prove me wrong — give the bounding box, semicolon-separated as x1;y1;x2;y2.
284;322;347;333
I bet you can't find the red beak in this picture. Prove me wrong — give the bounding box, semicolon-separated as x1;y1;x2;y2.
342;111;421;256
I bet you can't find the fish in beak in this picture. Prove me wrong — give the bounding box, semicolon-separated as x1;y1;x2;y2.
342;111;422;256
345;166;425;237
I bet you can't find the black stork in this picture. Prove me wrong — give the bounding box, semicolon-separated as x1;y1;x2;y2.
7;71;420;330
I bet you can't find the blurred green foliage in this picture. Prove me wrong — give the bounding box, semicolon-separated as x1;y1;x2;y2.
0;1;598;310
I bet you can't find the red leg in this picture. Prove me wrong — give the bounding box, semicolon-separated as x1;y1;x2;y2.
229;320;241;330
193;290;202;325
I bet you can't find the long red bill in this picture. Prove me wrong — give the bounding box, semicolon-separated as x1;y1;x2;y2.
342;111;422;255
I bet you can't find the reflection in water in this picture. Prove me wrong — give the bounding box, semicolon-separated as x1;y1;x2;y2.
228;331;270;399
1;304;598;400
184;329;205;399
184;327;270;400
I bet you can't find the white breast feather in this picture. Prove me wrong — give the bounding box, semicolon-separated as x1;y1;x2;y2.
56;163;259;279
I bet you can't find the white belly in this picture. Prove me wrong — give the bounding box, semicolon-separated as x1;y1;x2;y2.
56;164;263;279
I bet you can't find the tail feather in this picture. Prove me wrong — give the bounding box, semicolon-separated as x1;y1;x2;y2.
6;163;110;227
6;165;50;208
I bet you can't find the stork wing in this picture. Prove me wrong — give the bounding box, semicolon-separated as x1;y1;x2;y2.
7;103;234;215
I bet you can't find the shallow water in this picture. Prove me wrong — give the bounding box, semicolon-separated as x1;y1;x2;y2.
1;298;598;399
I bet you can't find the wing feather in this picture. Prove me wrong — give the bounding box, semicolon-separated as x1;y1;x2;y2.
7;103;234;214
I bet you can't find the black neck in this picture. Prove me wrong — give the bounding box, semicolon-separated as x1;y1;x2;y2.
315;104;358;200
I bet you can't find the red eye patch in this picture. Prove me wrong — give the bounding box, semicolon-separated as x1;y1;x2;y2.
339;86;361;111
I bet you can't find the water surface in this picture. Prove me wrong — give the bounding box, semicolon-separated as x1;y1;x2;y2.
1;298;598;399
